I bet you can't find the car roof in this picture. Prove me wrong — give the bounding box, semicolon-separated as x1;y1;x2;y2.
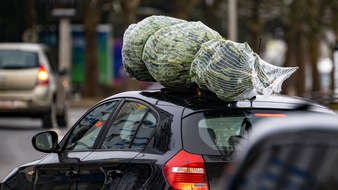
100;88;335;114
0;43;48;51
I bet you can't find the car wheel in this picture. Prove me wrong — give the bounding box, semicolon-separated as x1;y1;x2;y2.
42;104;56;129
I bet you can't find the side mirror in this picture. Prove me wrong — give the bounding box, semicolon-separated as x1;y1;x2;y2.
32;131;59;153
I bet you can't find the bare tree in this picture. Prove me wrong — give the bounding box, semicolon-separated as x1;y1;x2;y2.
170;0;202;20
119;0;146;91
82;0;105;98
283;0;336;98
306;0;324;94
247;0;262;51
204;0;219;29
237;0;284;50
23;0;38;42
329;1;338;95
282;0;307;96
120;0;141;24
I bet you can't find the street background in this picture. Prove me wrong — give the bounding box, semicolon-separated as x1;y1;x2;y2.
2;0;338;181
1;0;338;103
0;106;89;181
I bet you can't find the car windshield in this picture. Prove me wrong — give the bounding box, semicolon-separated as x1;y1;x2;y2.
0;50;39;69
182;109;289;156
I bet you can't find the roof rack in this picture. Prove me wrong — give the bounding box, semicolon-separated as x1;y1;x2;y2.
143;87;258;108
160;86;239;107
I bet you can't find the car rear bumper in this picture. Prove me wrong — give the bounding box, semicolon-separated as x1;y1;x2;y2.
0;86;53;111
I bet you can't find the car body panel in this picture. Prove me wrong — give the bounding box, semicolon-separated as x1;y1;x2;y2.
78;150;143;189
0;85;52;111
33;152;91;190
203;155;233;190
223;113;338;190
0;69;39;90
0;160;40;190
1;89;336;190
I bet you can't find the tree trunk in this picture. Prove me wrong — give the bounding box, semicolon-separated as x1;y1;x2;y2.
83;2;102;98
282;0;306;96
307;0;322;94
330;2;338;95
171;0;201;20
283;31;294;95
204;0;219;31
294;31;306;96
309;33;321;93
120;0;141;24
23;0;37;42
249;0;262;52
120;0;144;91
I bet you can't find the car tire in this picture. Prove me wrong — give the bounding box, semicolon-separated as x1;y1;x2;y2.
42;104;56;129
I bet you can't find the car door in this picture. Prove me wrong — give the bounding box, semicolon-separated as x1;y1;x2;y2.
78;100;161;189
33;101;119;190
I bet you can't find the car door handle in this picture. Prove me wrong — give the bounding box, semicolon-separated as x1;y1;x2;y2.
66;170;79;180
107;170;123;178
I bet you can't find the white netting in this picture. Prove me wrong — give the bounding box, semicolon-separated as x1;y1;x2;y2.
122;15;298;101
252;56;299;96
191;39;298;101
122;16;186;81
142;21;222;91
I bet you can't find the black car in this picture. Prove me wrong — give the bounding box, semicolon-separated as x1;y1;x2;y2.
0;88;335;190
222;113;338;190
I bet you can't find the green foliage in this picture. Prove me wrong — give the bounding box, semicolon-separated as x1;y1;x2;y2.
122;16;298;101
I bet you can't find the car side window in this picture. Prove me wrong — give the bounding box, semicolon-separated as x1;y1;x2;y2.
65;101;118;151
101;101;158;150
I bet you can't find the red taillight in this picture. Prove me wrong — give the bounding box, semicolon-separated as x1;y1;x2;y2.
254;113;286;118
37;65;49;85
164;150;209;190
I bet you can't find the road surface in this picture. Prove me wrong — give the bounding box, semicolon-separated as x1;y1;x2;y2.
0;107;89;181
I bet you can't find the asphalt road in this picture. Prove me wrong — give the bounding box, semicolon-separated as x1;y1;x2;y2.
0;107;89;181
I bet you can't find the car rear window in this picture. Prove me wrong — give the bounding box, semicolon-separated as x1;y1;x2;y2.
228;131;338;190
182;109;291;156
0;50;39;69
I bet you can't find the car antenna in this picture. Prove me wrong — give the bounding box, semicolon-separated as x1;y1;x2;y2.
257;38;262;55
249;96;256;107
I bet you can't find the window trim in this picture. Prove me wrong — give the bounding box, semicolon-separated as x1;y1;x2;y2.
96;98;160;151
59;99;122;151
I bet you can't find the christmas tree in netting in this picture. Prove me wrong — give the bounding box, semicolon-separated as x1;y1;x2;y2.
122;15;298;101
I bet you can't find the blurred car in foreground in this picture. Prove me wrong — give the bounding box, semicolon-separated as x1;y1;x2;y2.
222;113;338;190
0;43;70;128
0;89;336;190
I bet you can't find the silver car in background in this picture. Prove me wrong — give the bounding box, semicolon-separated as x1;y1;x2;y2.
0;43;69;128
